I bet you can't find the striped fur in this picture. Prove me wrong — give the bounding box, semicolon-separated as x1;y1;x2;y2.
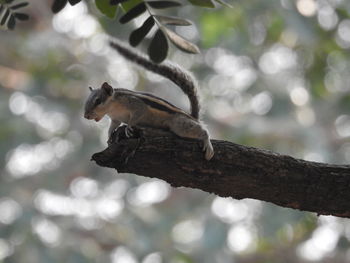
109;40;200;119
114;89;194;119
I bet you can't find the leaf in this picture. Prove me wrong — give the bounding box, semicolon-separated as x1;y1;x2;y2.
213;0;232;8
0;8;9;25
129;16;155;46
14;12;29;20
163;27;200;54
10;2;29;10
119;2;146;24
155;15;191;26
0;4;4;13
120;0;142;12
147;0;181;9
68;0;81;5
96;0;118;19
187;0;215;8
7;13;15;29
110;0;128;5
148;29;168;63
51;0;68;13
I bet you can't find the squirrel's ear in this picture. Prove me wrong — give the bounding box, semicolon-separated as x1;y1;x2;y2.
89;87;93;92
101;82;113;96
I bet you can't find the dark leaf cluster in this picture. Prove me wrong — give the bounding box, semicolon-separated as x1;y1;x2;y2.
51;0;82;13
114;0;199;63
188;0;232;8
2;0;230;57
0;0;29;30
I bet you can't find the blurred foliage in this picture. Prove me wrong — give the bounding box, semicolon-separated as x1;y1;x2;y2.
48;0;227;62
0;0;29;30
1;0;350;263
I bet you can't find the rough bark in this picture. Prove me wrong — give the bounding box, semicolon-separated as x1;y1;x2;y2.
91;127;350;218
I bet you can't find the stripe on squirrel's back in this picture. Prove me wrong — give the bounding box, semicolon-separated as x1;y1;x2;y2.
114;88;193;117
139;97;176;114
109;41;200;119
136;92;194;118
136;91;181;109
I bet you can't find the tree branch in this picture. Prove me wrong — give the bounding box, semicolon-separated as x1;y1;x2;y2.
91;127;350;218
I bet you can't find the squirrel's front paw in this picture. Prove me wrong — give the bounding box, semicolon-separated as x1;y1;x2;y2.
125;126;135;138
108;125;128;145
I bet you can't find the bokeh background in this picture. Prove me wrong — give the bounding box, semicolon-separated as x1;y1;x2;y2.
1;0;350;262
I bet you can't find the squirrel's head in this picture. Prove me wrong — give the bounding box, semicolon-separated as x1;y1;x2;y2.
84;82;113;122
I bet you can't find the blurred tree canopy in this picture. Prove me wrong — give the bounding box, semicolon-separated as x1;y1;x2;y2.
1;0;350;263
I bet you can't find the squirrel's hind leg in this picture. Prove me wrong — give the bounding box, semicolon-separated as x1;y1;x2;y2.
168;115;214;160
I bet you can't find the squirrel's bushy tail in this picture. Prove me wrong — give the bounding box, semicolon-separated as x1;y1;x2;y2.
109;41;200;119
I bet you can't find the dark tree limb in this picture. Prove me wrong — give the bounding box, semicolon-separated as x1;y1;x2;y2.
91;127;350;218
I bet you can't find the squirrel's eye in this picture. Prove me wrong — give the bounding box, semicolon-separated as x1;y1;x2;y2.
95;98;101;105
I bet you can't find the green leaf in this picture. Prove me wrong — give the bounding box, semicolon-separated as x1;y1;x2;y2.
148;29;168;63
162;27;200;54
96;0;118;19
147;0;181;9
119;2;146;24
7;13;15;29
129;16;155;46
110;0;128;5
121;0;142;12
187;0;215;8
155;15;191;26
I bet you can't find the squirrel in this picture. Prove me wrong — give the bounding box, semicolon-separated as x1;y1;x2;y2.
84;41;214;160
